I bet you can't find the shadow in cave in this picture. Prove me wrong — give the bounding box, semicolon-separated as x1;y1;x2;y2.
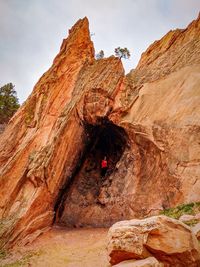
54;119;128;226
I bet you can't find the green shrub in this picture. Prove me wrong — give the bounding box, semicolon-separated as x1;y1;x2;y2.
0;250;43;267
0;249;7;259
160;202;200;219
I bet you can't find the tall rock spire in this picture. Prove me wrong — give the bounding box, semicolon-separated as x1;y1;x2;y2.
53;17;95;64
0;17;123;248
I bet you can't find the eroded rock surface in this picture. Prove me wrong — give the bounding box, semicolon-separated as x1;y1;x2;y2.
113;257;163;267
192;223;200;240
108;215;200;266
0;14;200;247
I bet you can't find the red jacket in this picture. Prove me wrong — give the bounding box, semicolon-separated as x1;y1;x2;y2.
101;160;107;168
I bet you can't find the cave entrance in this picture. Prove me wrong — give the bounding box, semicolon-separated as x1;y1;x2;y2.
56;119;128;227
84;120;128;179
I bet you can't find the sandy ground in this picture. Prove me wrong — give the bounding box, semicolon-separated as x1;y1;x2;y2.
1;226;110;267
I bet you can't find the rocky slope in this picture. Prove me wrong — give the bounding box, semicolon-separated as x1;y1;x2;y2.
0;15;200;247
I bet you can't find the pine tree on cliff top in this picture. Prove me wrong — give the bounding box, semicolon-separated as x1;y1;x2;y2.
115;47;131;59
0;83;20;124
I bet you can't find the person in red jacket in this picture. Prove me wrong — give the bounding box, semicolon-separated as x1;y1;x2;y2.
101;156;108;177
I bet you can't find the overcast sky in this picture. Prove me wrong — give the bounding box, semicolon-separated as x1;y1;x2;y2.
0;0;199;103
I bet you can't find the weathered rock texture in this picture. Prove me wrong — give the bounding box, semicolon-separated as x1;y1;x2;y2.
113;257;163;267
192;223;200;240
108;215;200;266
0;14;200;247
0;124;6;134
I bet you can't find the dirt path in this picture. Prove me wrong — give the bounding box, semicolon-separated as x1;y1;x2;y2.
1;227;110;267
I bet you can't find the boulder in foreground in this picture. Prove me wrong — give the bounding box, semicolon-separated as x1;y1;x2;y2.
113;257;163;267
108;215;200;266
192;223;200;241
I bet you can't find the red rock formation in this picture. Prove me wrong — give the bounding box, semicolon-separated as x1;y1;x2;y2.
0;17;96;246
0;15;200;247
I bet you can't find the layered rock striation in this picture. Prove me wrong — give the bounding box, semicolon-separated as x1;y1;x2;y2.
0;14;200;247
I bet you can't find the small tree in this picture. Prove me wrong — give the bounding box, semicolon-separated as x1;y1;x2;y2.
114;47;130;59
0;83;20;124
95;50;104;60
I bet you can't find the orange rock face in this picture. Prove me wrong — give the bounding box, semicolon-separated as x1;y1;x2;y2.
0;15;200;247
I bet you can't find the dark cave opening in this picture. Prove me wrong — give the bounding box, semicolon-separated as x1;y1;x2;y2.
84;120;128;178
55;119;128;225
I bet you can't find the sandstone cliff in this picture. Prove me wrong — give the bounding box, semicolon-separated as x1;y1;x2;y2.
0;15;199;247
